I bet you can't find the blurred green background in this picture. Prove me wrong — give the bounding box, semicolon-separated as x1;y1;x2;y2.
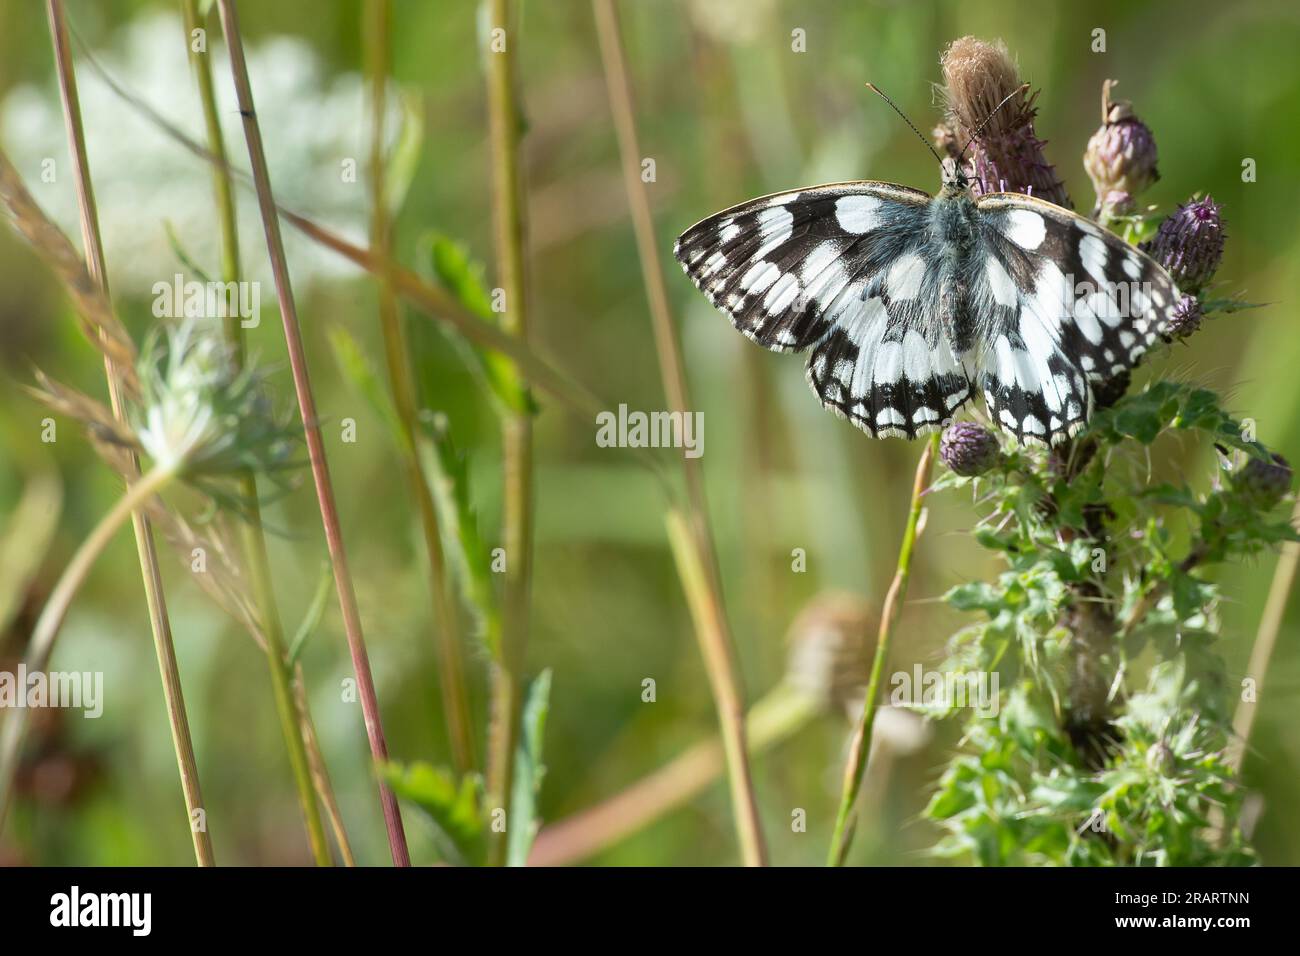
1;0;1298;865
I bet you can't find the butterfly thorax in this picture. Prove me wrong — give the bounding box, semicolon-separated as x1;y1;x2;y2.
929;182;981;354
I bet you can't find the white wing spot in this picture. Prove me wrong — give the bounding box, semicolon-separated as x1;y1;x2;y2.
1004;209;1046;250
985;255;1018;307
877;407;906;426
835;195;883;234
887;252;927;300
763;273;801;313
740;260;780;295
1080;234;1109;287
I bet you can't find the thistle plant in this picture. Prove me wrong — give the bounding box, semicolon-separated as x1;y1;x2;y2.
0;317;297;829
916;41;1293;867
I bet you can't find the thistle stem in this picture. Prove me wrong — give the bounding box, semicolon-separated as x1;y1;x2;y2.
482;0;536;866
182;0;333;866
827;433;937;866
215;0;409;866
0;464;177;830
365;0;476;776
43;0;213;866
593;0;768;866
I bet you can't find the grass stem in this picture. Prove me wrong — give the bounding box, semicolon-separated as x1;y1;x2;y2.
593;0;768;866
43;0;213;866
827;433;938;866
0;464;176;830
215;0;409;866
364;0;477;776
482;0;536;866
182;0;333;866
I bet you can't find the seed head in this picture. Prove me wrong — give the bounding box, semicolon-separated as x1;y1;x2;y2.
939;36;1071;206
1165;295;1203;340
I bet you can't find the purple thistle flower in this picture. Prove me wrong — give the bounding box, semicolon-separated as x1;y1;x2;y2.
1233;453;1292;509
939;37;1071;208
1084;81;1159;208
941;422;1002;477
1145;196;1226;295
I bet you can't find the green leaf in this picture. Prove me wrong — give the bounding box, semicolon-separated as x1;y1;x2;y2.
383;761;487;867
420;232;537;415
385;90;425;218
416;411;502;658
328;325;407;451
287;561;333;666
507;668;552;867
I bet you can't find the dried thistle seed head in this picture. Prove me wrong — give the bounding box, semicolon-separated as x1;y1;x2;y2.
1084;80;1159;204
1233;452;1292;509
133;319;298;489
1145;195;1225;295
1166;294;1204;340
939;36;1070;206
786;592;875;713
940;421;1001;477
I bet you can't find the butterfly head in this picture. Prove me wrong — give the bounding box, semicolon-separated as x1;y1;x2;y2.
939;156;971;199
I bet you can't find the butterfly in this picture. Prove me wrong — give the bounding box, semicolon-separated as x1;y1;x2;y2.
673;153;1180;447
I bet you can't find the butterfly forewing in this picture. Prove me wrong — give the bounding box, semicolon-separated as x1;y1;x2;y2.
673;182;974;438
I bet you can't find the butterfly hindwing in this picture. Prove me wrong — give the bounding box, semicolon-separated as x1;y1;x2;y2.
970;193;1181;445
674;183;973;438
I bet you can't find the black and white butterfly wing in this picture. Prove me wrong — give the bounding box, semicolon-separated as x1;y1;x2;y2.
971;193;1180;445
673;183;973;438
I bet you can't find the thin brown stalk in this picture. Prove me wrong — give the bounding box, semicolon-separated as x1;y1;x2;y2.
482;0;537;867
365;0;476;775
293;662;357;866
182;0;333;866
1229;495;1300;772
592;0;768;866
42;0;213;866
214;0;409;866
530;682;818;866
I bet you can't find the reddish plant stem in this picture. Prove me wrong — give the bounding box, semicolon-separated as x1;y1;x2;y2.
215;0;409;866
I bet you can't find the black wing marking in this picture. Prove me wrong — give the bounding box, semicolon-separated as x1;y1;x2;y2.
674;183;973;439
971;193;1181;446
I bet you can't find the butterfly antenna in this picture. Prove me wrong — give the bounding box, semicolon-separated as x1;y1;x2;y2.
866;82;942;164
957;84;1031;164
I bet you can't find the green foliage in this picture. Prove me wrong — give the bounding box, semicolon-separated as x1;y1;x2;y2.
421;232;535;415
928;379;1294;865
506;668;552;867
383;761;487;867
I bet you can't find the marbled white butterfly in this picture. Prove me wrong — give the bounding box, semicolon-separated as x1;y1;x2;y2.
673;93;1180;447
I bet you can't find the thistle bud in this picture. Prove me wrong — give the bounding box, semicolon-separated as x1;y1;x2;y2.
1233;453;1292;509
940;421;1001;477
1084;80;1159;205
1165;295;1203;340
1145;196;1225;295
